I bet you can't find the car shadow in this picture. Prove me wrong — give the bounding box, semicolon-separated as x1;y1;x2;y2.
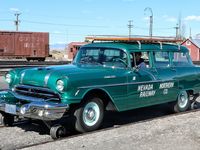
10;101;200;136
102;103;173;128
12;119;50;135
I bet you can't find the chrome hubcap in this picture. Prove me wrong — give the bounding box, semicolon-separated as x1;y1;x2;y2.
86;108;95;120
178;91;188;108
83;102;100;127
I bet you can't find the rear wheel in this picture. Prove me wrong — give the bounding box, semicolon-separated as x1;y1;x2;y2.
172;91;190;113
74;97;104;133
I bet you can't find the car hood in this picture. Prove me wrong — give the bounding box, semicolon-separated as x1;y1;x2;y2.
20;64;124;88
20;64;81;86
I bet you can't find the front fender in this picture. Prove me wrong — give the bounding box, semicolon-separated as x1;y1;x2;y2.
0;90;17;104
72;87;120;111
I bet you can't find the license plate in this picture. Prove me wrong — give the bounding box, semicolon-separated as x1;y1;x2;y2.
5;104;16;115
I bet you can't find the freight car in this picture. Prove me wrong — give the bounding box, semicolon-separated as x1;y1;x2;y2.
0;31;49;61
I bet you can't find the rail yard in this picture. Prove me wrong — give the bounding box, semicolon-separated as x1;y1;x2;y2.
1;0;200;149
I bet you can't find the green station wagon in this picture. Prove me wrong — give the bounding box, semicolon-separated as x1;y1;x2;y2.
0;37;200;138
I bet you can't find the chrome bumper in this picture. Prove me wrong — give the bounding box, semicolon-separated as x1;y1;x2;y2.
0;90;69;121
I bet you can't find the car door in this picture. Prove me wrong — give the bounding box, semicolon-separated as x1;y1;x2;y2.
171;51;200;92
149;51;179;103
126;51;159;110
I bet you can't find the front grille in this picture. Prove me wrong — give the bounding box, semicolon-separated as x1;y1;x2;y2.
14;85;61;101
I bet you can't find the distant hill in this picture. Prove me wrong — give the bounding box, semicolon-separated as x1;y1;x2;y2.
50;43;67;51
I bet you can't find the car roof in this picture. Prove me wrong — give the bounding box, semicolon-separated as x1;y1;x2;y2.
82;42;188;53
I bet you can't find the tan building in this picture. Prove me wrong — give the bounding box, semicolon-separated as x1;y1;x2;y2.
67;42;88;60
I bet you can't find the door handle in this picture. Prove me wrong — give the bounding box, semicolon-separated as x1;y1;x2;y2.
170;68;176;71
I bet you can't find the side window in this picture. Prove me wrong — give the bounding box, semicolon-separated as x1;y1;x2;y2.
104;49;121;61
172;52;193;67
153;52;170;68
131;52;150;68
103;49;128;68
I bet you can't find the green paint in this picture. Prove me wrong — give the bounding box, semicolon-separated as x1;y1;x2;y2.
1;42;200;112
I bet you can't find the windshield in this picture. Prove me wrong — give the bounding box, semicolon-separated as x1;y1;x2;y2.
74;47;128;68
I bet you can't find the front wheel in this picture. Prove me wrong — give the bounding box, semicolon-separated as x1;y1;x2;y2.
74;97;104;133
172;91;190;113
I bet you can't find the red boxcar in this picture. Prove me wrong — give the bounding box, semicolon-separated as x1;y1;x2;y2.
0;31;49;61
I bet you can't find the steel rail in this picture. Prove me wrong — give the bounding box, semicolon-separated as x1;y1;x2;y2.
15;108;200;150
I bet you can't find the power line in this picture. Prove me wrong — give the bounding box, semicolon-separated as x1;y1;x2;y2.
0;18;180;34
22;13;102;22
0;16;177;31
128;26;174;30
22;20;109;28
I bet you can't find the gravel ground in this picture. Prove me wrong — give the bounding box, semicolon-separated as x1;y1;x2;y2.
23;111;200;150
0;77;52;150
0;123;53;150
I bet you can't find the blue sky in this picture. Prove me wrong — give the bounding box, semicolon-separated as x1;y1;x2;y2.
1;0;200;44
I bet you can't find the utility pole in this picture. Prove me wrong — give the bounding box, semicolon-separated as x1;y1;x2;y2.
144;7;153;37
14;13;21;31
174;24;179;39
178;13;182;39
128;20;133;40
189;27;192;39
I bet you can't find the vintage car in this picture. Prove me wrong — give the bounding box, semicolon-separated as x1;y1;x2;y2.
0;37;199;139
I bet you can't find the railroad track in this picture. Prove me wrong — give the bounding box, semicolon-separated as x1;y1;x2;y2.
0;120;29;128
0;61;71;75
0;105;198;150
16;108;200;149
193;61;200;65
0;60;70;68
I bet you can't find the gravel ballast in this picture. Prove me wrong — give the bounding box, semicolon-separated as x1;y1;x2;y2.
21;111;200;150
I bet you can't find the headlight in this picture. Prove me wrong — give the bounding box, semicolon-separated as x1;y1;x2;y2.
5;73;12;84
56;80;65;92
